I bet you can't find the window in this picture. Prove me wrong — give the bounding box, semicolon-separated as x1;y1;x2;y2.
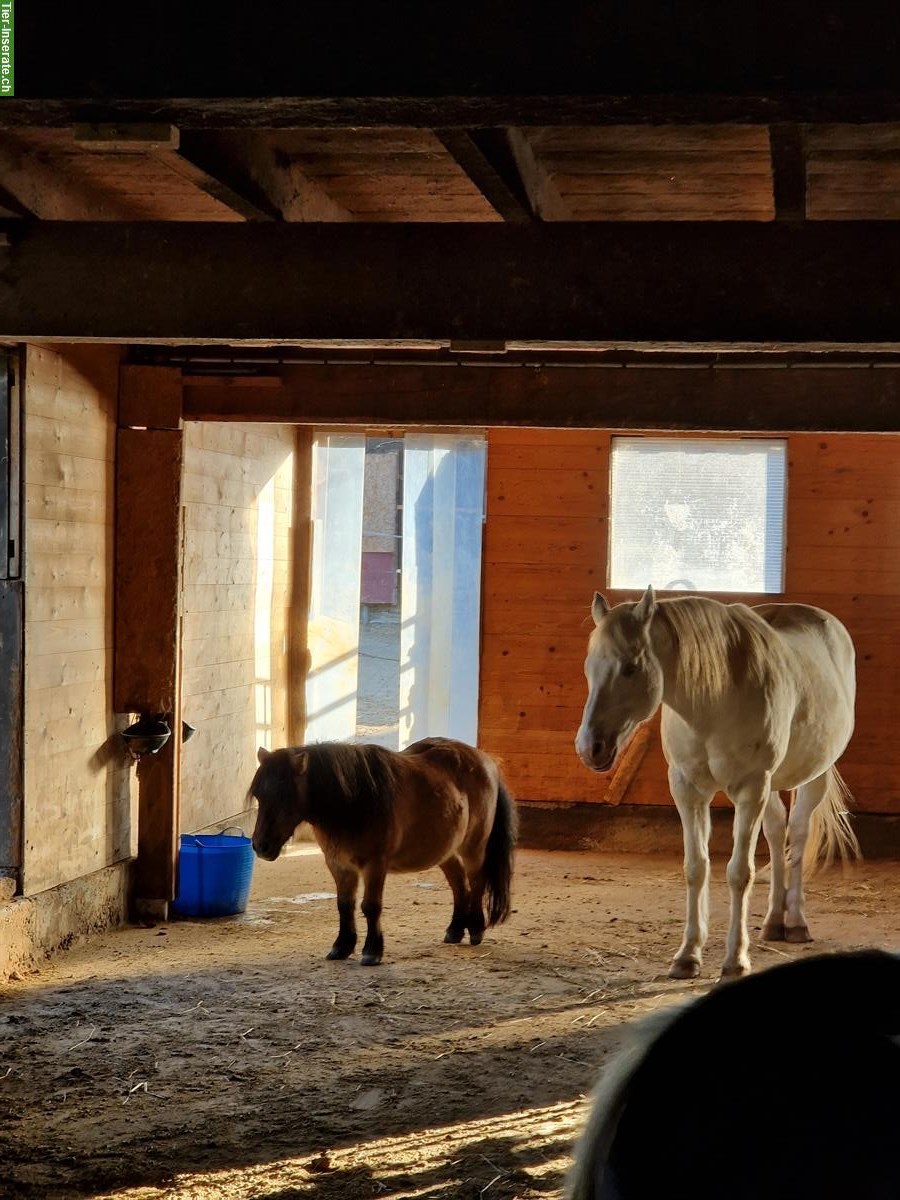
609;437;786;593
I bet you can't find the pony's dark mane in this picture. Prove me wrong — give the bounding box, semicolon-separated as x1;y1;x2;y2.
249;749;295;810
249;742;400;836
303;742;398;834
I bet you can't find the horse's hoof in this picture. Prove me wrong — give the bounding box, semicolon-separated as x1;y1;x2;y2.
360;952;383;966
468;931;484;946
443;928;465;944
785;925;813;944
720;962;750;979
761;920;786;942
669;958;701;980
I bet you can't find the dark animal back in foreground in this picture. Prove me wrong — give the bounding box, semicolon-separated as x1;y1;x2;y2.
569;950;900;1200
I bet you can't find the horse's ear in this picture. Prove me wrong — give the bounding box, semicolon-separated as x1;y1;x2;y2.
257;746;270;765
591;591;610;624
289;750;309;777
633;585;657;625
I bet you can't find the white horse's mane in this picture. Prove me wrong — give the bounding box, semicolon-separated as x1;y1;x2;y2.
657;596;777;704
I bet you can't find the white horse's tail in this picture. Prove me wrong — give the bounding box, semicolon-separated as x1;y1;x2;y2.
803;766;861;874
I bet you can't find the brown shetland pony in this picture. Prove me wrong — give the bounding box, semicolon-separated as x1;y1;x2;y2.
249;737;517;965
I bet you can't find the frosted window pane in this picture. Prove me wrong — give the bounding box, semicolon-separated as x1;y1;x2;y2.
609;438;786;593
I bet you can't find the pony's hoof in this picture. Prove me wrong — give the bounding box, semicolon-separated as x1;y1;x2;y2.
326;946;354;960
443;928;465;944
360;952;383;966
720;962;750;979
761;920;786;942
785;924;813;943
468;931;484;946
669;958;701;980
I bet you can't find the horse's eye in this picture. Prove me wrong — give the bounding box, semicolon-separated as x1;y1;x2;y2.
621;661;638;677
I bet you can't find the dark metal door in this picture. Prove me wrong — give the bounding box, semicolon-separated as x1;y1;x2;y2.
0;349;23;891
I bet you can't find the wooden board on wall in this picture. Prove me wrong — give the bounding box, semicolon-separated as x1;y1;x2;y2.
22;344;132;896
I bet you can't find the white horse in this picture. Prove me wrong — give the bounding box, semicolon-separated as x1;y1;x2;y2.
575;588;859;978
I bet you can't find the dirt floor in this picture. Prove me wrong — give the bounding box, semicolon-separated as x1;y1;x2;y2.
1;847;898;1200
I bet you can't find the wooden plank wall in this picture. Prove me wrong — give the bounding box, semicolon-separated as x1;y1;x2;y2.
480;429;900;815
180;422;294;833
22;344;132;894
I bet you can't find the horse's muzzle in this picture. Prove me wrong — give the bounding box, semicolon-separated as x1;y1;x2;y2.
575;730;617;772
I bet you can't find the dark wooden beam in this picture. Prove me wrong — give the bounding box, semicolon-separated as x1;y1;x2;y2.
115;423;184;910
177;131;352;222
0;182;34;220
770;124;807;220
8;222;900;344
159;145;280;223
435;130;534;223
182;364;900;433
11;94;900;130
289;428;314;745
506;129;570;220
118;363;183;428
72;124;284;221
13;1;900;115
114;428;183;712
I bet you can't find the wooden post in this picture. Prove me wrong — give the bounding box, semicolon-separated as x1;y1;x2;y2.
288;427;314;746
115;365;184;918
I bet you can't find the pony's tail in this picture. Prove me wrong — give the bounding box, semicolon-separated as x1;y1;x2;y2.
484;780;518;927
803;765;861;875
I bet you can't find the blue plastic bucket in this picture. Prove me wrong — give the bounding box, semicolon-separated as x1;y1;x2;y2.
171;831;255;918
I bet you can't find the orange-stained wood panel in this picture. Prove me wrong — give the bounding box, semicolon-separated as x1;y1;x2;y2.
479;428;900;814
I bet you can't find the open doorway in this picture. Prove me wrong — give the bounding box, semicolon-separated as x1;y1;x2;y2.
305;431;486;750
357;436;403;749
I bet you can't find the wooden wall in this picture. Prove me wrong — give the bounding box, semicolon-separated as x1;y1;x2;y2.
22;344;132;895
479;429;900;815
180;422;294;833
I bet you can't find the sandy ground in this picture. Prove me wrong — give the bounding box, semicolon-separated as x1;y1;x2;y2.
1;847;898;1200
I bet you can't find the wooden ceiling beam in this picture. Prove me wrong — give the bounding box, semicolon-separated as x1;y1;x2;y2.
770;124;807;221
181;364;900;433
174;132;353;222
6;221;900;343
435;130;535;223
73;123;180;151
13;95;900;130
70;121;281;221
505;129;570;220
158;142;281;223
0;134;140;220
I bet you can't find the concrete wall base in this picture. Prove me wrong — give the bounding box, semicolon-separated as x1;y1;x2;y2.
0;861;132;982
517;803;900;860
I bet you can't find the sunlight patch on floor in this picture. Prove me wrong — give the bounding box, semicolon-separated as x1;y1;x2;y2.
105;1098;587;1198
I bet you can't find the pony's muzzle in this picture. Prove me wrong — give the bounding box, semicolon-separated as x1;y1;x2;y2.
251;838;281;862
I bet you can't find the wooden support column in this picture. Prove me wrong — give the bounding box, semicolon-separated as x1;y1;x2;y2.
114;364;184;917
288;427;314;746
